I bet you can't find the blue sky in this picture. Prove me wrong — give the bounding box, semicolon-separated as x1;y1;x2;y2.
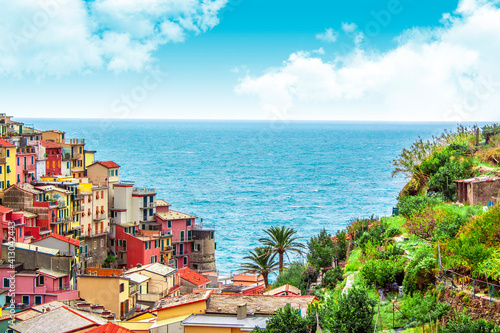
1;0;500;121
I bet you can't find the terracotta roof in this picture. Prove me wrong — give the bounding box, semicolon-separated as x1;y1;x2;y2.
263;284;301;296
40;140;62;148
155;199;171;207
152;291;212;311
156;210;197;221
36;233;80;246
0;139;15;147
93;161;120;169
8;306;106;333
206;294;316;315
84;322;133;333
0;205;13;214
178;267;210;286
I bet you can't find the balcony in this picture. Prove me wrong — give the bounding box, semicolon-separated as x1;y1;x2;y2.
0;156;6;163
71;153;81;160
35;286;47;294
161;246;173;253
172;237;193;243
139;202;156;209
133;187;156;195
93;213;107;221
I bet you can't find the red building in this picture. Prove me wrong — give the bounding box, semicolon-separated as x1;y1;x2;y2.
0;206;27;246
16;146;36;184
155;201;196;269
114;224;162;269
40;140;62;176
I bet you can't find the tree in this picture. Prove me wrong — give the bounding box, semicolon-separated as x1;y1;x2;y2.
251;304;309;333
307;228;336;272
322;287;376;333
259;226;305;274
241;247;278;288
272;263;307;294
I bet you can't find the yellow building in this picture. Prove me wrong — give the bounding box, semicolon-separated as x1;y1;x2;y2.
77;275;136;320
0;139;17;204
62;138;86;178
42;130;65;143
35;185;73;235
84;150;96;168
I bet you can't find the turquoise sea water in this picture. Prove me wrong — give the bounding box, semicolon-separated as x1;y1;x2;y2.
19;119;470;274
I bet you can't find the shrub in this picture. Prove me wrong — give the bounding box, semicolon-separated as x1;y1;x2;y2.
427;158;473;201
403;246;436;295
322;287;376;333
403;206;448;240
400;292;450;328
323;266;344;288
273;263;307;295
443;314;500;333
252;304;309;333
384;227;402;238
361;258;404;287
398;194;442;217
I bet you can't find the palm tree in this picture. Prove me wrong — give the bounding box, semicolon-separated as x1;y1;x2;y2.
259;226;305;274
241;247;278;288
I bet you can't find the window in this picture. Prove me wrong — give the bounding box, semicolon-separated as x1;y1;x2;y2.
149;209;153;216
17;157;19;166
180;230;185;242
0;166;2;174
59;278;63;290
6;165;10;173
3;278;9;288
116;169;119;175
93;240;97;249
6;180;10;187
110;170;114;176
32;156;34;164
117;239;122;246
186;219;191;226
122;240;127;251
154;240;158;248
100;239;104;247
119;283;124;293
6;149;10;158
183;256;188;266
6;296;11;304
79;147;82;154
67;162;69;169
151;255;157;263
22;295;29;305
110;239;114;246
210;231;214;239
37;275;45;286
145;242;150;250
167;221;171;228
17;174;20;183
24;156;26;168
187;230;192;241
34;296;42;305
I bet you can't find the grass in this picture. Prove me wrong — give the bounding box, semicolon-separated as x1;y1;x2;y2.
382;215;407;231
344;247;363;275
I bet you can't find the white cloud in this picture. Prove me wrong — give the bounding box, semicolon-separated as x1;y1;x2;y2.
0;0;227;77
235;0;500;121
315;28;338;43
341;22;357;34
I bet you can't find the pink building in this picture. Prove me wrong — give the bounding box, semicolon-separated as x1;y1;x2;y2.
0;264;79;307
155;200;196;269
114;224;162;269
0;206;27;248
16;146;36;184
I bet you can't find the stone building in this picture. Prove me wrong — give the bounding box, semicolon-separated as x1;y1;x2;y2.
454;176;500;206
190;224;216;272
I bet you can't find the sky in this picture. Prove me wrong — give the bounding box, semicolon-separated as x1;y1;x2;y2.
1;0;500;121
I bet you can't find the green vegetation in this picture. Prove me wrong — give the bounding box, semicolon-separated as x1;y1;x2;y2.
251;304;309;333
245;124;500;331
259;226;306;274
241;247;278;287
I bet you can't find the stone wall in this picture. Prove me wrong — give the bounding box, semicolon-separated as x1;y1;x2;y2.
190;229;216;271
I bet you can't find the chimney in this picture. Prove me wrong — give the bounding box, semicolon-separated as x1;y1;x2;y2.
237;303;247;320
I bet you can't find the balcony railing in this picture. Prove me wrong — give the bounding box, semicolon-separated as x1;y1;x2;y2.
139;202;156;209
93;213;107;221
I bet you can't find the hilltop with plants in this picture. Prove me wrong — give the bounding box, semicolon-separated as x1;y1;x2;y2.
242;124;500;333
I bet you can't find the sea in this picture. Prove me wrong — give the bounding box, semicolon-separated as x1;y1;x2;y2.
19;119;475;275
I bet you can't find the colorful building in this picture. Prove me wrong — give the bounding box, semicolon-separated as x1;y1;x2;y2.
39;140;62;176
0;139;17;199
124;263;179;299
15;146;36;184
87;160;120;209
155;207;197;269
77;275;136;320
114;224;162;269
63;138;86;178
0;206;27;246
177;267;210;294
